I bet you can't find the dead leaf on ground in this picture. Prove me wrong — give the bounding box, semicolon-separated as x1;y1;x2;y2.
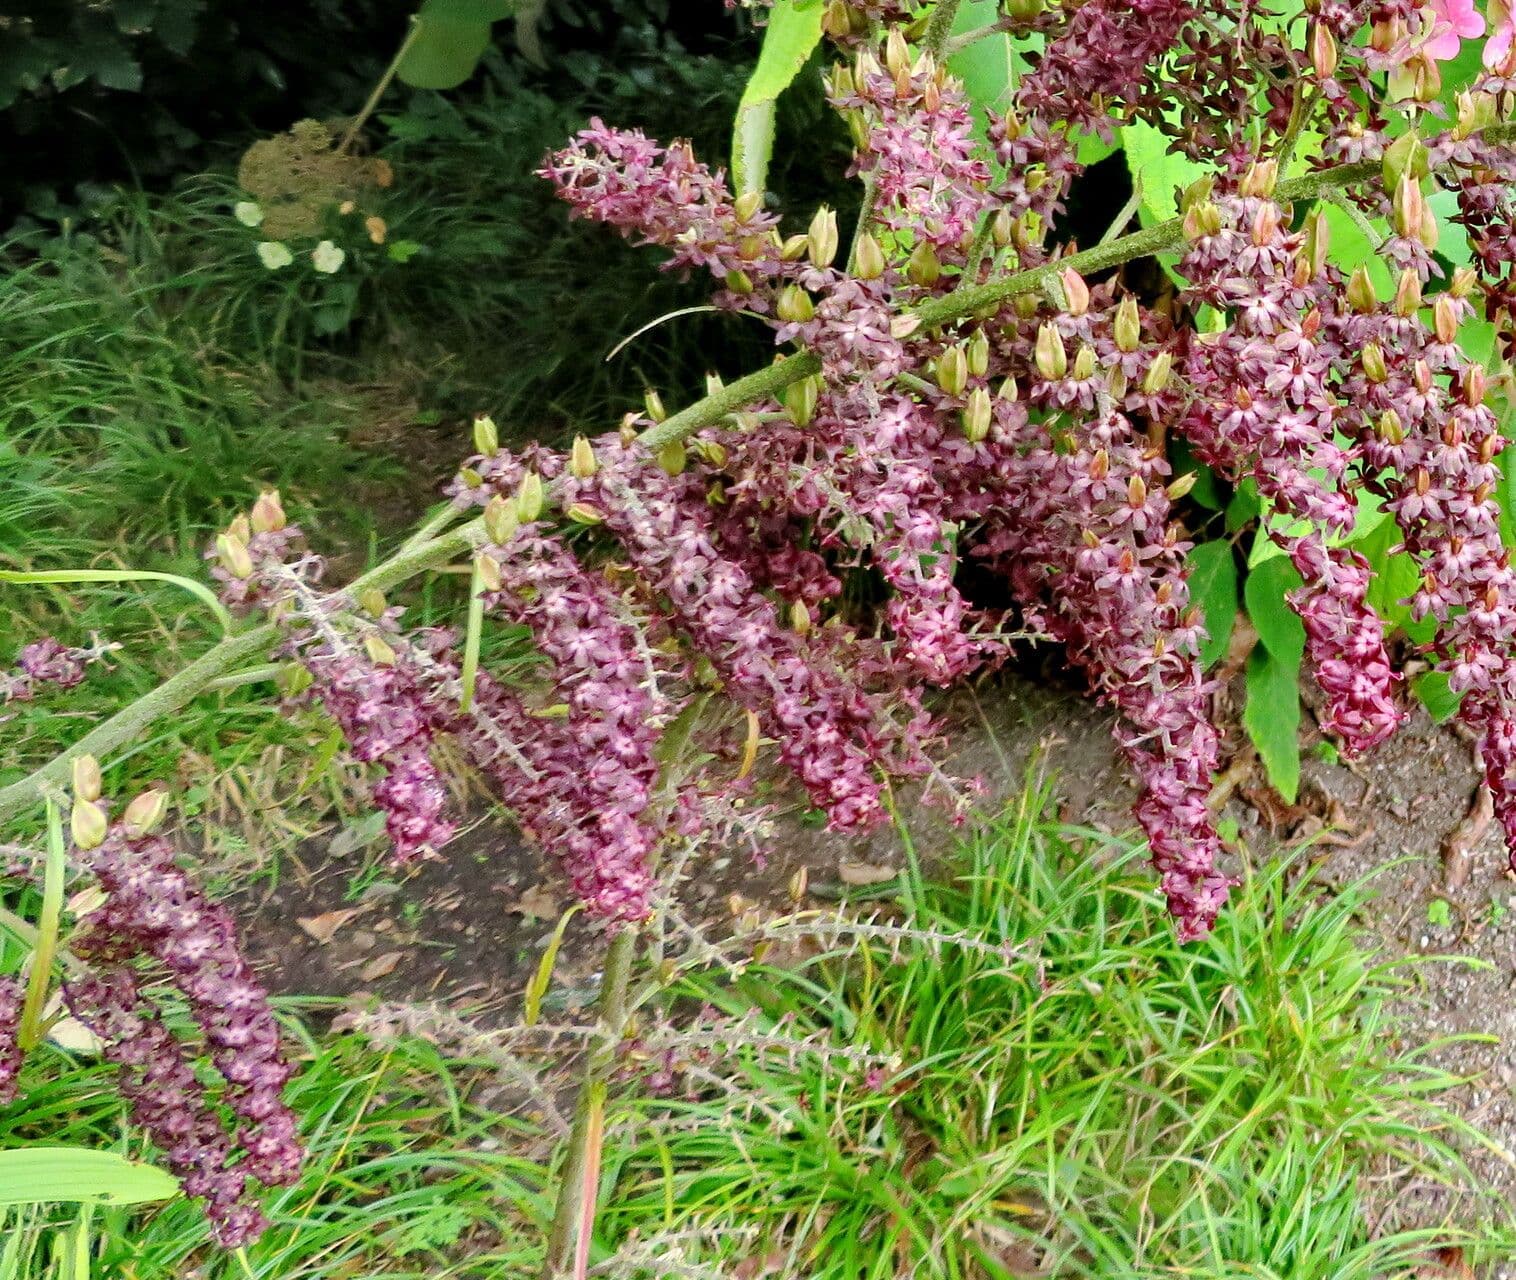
1442;785;1493;891
1417;1244;1474;1279
296;907;365;944
508;883;559;921
838;861;897;886
360;950;403;981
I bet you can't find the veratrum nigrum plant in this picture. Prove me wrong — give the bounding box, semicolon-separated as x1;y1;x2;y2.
6;0;1516;1249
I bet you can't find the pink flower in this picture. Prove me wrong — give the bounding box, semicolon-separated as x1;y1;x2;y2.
1423;0;1485;61
1486;0;1515;69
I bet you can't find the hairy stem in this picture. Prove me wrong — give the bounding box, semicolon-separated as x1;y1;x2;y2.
6;123;1515;824
541;925;638;1279
0;518;483;825
922;0;966;58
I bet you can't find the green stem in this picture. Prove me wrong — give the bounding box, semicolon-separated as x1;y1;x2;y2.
17;801;66;1051
205;663;284;692
459;557;486;713
338;15;424;156
922;0;965;58
0;517;484;826
541;925;638;1280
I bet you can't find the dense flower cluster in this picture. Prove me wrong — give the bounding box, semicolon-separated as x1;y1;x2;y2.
531;6;1516;935
1;637;111;704
0;976;21;1104
64;822;301;1247
1180;183;1403;754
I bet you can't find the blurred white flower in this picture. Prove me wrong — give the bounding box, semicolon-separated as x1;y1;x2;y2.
234;201;265;227
256;241;294;270
311;240;346;274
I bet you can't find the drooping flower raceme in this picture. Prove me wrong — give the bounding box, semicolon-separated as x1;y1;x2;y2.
64;821;302;1247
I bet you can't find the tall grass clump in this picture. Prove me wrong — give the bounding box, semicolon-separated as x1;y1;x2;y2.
600;787;1516;1279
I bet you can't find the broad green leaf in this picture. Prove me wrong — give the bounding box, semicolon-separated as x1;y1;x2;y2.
397;2;495;90
0;1149;178;1208
732;0;825;197
1226;479;1260;532
1242;556;1306;798
1320;201;1393;299
1427;189;1475;271
1414;671;1464;724
949;0;1021;127
1120;119;1209;228
1247;481;1388;569
1355;512;1419;634
1186;540;1238;669
951;3;1112;161
419;0;514;19
1244;647;1302;802
1244;557;1305;665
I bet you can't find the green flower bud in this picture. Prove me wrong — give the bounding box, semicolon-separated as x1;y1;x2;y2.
71;799;108;851
1382;130;1429;193
516;471;545;522
72;755;102;804
807;206;839;268
1071;343;1096;381
907;241;941;287
569;435;598;478
250;489;286;534
1034;323;1067;380
1394;267;1422;318
1059;267;1090;317
566;502;606;525
962;386;993;442
216;533;254;580
363;633;397;667
656;442;688;476
692;439;728;468
966;329;990;377
472;413;499;457
1142;351;1174;394
475;553;502;591
643;388;667;422
1361;343;1388;383
1114;296;1142;352
784;375;819;427
780;234;810;262
777;284;815;324
854;232;886;281
1346;265;1378;313
122;789;169;838
935;345;969;397
485;494;519;544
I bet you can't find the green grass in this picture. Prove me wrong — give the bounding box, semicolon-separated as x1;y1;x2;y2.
0;1011;549;1279
595;788;1516;1278
3;794;1516;1277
